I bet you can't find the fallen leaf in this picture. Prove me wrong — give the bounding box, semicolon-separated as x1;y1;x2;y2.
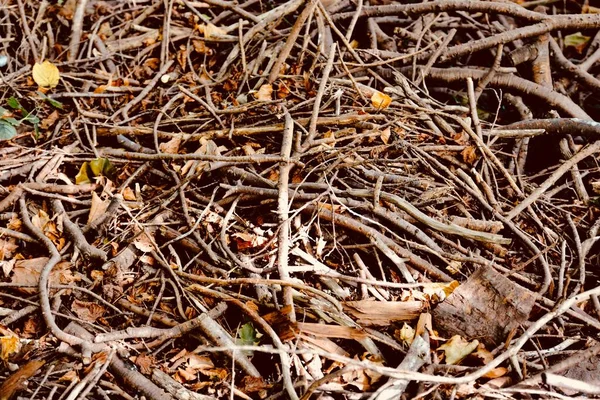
380;127;391;144
564;32;591;53
462;145;478;165
32;61;60;89
255;84;273;101
71;300;106;322
132;353;156;374
39;110;59;129
159;137;181;154
201;23;227;39
438;335;479;365
11;258;75;294
482;367;508;379
371;91;392;109
0;336;20;361
133;231;155;253
88;192;109;225
473;343;494;364
0;238;18;261
395;323;416;345
422;280;460;302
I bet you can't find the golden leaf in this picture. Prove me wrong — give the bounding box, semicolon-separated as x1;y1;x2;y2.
371;91;392;109
32;61;60;89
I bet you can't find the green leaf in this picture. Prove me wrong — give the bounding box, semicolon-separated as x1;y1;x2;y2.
3;117;20;126
37;91;64;109
89;157;116;180
23;112;39;126
77;158;116;184
6;97;22;110
0;120;17;141
564;32;591;51
237;323;258;346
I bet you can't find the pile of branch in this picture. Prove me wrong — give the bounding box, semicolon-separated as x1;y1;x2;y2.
1;0;600;399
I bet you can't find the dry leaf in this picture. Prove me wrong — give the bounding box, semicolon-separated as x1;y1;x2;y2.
0;336;20;361
255;84;273;101
371;91;392;109
438;335;479;365
473;343;494;364
122;187;136;201
40;110;59;129
462;145;478;165
422;281;460;302
11;258;75;294
88;192;109;225
132;353;156;374
159;137;181;154
32;61;60;89
0;238;18;261
133;233;155;253
380;127;391;144
482;367;508;379
58;370;78;382
201;23;227;39
71;300;106;322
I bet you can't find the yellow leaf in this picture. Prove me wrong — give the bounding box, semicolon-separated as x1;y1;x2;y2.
422;280;460;302
371;91;391;109
396;323;415;345
0;336;20;360
32;61;60;88
438;335;479;365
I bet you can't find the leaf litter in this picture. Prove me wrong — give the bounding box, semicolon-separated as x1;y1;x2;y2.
1;0;600;399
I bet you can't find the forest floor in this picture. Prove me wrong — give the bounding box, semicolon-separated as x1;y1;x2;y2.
1;0;600;399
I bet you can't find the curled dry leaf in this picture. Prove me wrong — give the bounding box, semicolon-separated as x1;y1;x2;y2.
438;335;479;365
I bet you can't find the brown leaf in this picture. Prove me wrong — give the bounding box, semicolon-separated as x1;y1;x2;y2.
438;335;479;365
159;137;181;154
0;238;18;261
11;258;75;294
132;353;156;375
461;145;478;165
40;110;59;129
71;300;106;322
